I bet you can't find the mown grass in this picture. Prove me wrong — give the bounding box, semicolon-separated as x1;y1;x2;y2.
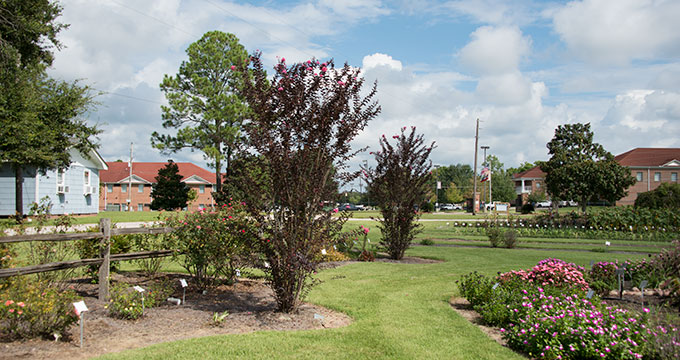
97;245;646;360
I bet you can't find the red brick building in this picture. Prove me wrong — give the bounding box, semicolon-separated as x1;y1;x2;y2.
511;148;680;206
99;162;218;212
614;148;680;206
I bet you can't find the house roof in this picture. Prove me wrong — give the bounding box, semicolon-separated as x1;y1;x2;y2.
100;162;216;184
614;148;680;167
512;166;546;180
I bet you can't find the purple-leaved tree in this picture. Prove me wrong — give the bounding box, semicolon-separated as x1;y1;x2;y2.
365;127;435;260
240;53;380;312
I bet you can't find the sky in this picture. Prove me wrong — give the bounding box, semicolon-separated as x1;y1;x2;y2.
49;0;680;184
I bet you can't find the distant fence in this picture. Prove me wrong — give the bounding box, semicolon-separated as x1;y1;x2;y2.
0;218;174;300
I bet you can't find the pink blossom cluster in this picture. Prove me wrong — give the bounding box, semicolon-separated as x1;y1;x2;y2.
3;300;26;315
500;258;589;291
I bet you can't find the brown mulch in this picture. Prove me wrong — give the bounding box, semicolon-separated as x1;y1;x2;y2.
0;273;352;360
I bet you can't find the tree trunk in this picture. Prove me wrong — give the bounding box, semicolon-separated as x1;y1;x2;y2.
14;165;23;223
580;197;587;214
215;157;222;193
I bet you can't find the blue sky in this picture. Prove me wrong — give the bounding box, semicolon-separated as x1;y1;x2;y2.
50;0;680;184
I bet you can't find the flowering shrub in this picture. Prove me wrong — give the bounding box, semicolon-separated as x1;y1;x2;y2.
0;277;78;340
320;249;350;262
502;293;649;359
500;258;588;292
108;282;145;320
588;261;618;295
164;202;257;289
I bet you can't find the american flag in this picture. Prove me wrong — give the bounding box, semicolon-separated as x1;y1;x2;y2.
480;167;490;182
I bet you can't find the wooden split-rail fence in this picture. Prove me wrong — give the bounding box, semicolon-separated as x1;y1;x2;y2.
0;218;174;300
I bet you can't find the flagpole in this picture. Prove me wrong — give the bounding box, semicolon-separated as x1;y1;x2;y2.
472;119;479;215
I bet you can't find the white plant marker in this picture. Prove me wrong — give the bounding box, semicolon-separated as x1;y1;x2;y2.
586;289;594;299
133;286;146;315
73;301;89;348
179;279;188;305
321;249;327;255
235;269;241;277
264;261;270;268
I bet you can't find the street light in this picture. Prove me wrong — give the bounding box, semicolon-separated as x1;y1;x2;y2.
433;164;441;211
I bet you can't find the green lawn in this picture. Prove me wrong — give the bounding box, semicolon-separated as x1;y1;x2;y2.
98;244;646;359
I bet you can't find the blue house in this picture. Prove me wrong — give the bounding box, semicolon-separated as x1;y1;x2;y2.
0;148;108;216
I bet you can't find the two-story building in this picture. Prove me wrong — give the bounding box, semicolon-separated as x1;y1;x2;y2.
0;148;108;216
511;148;680;206
99;161;217;212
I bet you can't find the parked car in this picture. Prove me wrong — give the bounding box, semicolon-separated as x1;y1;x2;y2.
558;200;578;207
533;201;552;208
440;203;454;210
340;203;360;211
452;203;463;210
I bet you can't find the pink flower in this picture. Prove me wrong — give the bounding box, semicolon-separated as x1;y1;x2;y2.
196;225;201;229
4;300;13;306
278;87;283;91
321;66;327;72
281;57;286;62
362;226;370;234
17;310;22;315
230;65;236;70
332;208;339;213
8;309;14;313
337;81;345;85
17;302;24;307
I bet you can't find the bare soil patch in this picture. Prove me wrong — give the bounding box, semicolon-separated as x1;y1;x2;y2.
0;273;352;360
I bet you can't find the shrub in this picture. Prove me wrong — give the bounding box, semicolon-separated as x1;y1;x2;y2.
503;230;517;248
320;249;350;262
520;203;534;214
367;127;435;260
486;227;502;248
457;272;495;307
419;202;434;213
164;203;257;289
107;282;146;320
76;230;133;282
499;258;588;292
419;238;434;246
130;230;167;276
358;250;375;262
0;278;78;340
587;261;617;295
635;182;680;210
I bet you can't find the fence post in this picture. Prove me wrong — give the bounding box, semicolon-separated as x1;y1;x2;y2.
98;218;111;301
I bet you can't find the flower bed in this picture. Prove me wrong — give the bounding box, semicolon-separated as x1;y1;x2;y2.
457;258;680;359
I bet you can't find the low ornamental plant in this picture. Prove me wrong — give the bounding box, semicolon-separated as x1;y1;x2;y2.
503;230;518;248
366;127;435;260
588;261;618;296
499;258;588;292
107;282;145;320
0;277;78;340
164;202;257;289
486;227;502;248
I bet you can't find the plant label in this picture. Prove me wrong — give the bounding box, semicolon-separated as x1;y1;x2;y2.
615;268;625;277
492;283;499;290
73;301;88;316
586;289;594;299
639;280;648;289
333;245;337;250
605;241;611;246
590;260;594;267
179;279;188;288
133;285;145;293
264;261;270;268
313;313;324;320
235;269;241;277
321;249;327;255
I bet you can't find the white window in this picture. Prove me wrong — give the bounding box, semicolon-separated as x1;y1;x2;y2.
672;172;678;182
138;203;144;211
138;184;144;193
121;184;127;193
636;172;643;182
57;169;66;186
199;185;205;194
83;170;91;187
107;184;113;193
654;172;661;182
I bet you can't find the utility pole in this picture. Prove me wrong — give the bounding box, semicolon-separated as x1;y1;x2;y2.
481;145;489;211
363;160;369;207
128;142;133;212
433;164;441;211
472;119;479;215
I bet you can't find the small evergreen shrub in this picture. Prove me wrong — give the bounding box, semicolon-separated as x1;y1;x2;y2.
486;227;502;248
419;238;435;246
520;203;534;214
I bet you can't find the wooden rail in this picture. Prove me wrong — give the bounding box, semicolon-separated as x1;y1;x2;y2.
0;219;175;301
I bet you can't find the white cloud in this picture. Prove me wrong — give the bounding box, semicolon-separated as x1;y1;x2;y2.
442;0;538;26
458;26;531;75
552;0;680;65
475;71;535;105
362;53;403;71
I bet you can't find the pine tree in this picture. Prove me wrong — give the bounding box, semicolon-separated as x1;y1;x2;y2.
150;160;190;211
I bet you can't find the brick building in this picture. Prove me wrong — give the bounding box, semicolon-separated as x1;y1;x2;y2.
99;162;217;212
614;148;680;206
511;148;680;206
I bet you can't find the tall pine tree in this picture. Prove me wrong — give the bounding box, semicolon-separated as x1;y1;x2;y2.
150;160;190;211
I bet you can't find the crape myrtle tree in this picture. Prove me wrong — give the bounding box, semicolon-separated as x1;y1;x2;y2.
152;31;249;195
150;160;190;211
365;127;434;260
240;53;380;312
540;123;635;213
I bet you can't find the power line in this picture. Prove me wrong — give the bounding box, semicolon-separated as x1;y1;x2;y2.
93;88;163;104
